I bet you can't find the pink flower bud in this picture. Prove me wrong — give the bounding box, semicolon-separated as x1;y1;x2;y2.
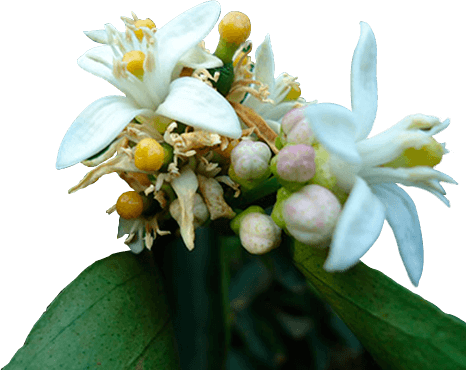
276;144;316;182
281;107;315;146
239;213;282;254
283;185;341;246
231;139;272;180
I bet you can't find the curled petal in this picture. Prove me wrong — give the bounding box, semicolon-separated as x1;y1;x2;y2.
351;22;377;141
56;96;152;169
324;177;385;272
371;183;423;286
156;77;242;138
304;103;361;164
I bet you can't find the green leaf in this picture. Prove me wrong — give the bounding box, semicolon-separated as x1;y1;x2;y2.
292;240;466;370
5;251;179;370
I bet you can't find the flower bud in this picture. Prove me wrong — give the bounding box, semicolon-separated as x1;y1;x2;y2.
282;185;341;246
272;144;316;183
229;139;272;189
280;107;316;146
239;213;282;255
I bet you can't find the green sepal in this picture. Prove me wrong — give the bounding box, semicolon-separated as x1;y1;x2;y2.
230;206;266;235
270;187;293;230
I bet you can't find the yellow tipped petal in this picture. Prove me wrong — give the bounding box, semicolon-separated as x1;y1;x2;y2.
218;11;251;45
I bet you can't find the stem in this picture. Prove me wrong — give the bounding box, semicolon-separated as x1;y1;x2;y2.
228;176;281;209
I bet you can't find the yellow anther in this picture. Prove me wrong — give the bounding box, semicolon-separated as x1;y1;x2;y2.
284;83;301;101
133;18;156;41
218;11;251;45
122;50;145;79
134;138;165;171
384;138;444;168
116;191;144;219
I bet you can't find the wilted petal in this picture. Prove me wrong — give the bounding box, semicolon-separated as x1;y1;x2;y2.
156;77;242;138
151;1;221;100
304;103;361;164
324;177;385;272
351;22;377;141
56;96;153;169
371;183;423;286
170;166;199;250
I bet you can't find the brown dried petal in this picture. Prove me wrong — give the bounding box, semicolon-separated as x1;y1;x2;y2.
197;175;236;220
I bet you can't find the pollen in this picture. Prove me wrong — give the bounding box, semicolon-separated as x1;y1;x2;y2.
218;11;251;45
385;137;444;168
116;191;144;219
284;83;301;101
134;138;165;171
134;18;156;41
122;50;146;79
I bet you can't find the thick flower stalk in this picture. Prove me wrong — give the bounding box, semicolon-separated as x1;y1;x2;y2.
302;22;456;286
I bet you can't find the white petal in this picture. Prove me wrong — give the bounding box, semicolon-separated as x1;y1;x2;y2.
265;119;280;134
156;77;242;138
254;35;275;91
179;44;223;70
78;46;156;109
56;96;153;169
304;103;362;164
351;22;377;141
371;183;423;286
324;177;385;272
84;30;108;44
150;1;221;101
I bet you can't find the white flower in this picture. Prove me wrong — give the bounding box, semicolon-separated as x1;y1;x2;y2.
304;22;456;286
242;35;312;133
56;1;242;170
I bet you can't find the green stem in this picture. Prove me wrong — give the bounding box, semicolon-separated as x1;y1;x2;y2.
228;176;281;209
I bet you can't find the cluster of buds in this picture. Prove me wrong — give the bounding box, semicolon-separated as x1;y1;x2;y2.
58;1;453;283
231;107;344;254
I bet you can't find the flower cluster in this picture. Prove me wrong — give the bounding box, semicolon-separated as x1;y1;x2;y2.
57;1;455;286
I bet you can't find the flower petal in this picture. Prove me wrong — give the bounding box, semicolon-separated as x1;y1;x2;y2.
254;34;275;92
84;29;108;44
56;96;153;169
78;45;156;109
351;22;377;141
242;35;275;111
371;183;423;286
324;177;385;272
150;1;221;101
156;77;242;138
304;103;361;164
